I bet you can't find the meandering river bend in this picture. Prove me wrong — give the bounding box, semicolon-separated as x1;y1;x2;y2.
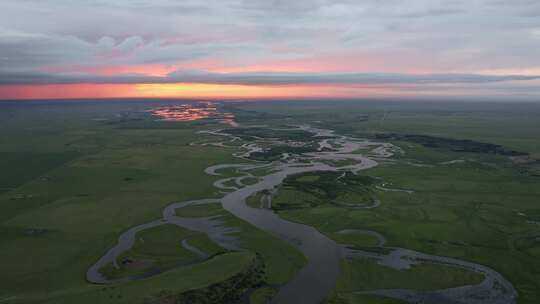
87;125;517;304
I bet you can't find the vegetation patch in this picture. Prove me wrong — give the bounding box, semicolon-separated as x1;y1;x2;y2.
374;133;526;156
5;101;540;303
144;254;266;304
222;127;315;141
249;144;319;161
99;224;225;279
329;293;406;304
330;232;381;249
337;258;485;292
175;204;224;218
272;171;376;210
250;287;278;304
241;176;260;186
0;151;80;194
247;191;269;209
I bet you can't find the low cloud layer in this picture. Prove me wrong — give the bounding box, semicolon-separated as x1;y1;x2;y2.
1;70;539;86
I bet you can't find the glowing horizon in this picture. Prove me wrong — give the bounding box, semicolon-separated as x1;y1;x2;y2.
0;83;387;100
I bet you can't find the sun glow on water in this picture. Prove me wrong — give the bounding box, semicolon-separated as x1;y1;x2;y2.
148;102;238;126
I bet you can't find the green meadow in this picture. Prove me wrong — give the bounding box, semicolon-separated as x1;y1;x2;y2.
232;100;540;303
0;101;246;303
1;100;539;303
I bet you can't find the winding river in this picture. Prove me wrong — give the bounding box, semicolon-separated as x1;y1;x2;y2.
87;125;517;304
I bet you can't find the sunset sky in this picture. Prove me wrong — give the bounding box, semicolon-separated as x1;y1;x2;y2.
1;0;540;100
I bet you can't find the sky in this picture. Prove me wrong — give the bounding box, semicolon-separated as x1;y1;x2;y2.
1;0;540;100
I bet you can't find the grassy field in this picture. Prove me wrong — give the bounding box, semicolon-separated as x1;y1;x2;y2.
228;100;540;303
0;100;302;303
2;99;540;304
230;100;540;155
174;202;306;285
337;258;485;292
44;252;256;304
272;171;376;210
99;224;226;279
271;154;540;303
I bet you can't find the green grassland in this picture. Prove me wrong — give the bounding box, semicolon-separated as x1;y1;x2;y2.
230;100;540;155
99;224;226;279
337;258;485;292
0;100;302;303
329;232;381;249
174;202;306;285
46;252;256;304
271;171;376;211
250;144;320;161
221;127;315;141
332;295;406;304
250;287;278;304
2;99;540;304
270;152;540;303
227;100;540;303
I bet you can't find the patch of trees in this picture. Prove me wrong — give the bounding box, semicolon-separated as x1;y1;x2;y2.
286;171;374;197
249;145;319;161
374;133;526;156
274;171;376;210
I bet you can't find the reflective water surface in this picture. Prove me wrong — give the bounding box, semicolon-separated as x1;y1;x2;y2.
148;102;238;126
88;125;517;304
